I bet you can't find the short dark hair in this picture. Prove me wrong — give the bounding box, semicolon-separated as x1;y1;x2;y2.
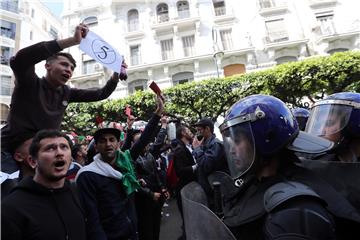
93;128;121;144
176;125;187;140
194;118;214;133
72;144;83;159
30;130;73;160
46;52;76;68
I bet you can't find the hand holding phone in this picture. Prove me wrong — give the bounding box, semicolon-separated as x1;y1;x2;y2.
149;81;165;101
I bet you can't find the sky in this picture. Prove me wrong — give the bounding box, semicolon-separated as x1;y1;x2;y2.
40;0;63;18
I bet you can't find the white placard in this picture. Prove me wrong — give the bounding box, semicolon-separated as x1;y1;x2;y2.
79;31;123;73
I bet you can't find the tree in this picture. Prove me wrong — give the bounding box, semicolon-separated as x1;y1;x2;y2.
61;51;360;133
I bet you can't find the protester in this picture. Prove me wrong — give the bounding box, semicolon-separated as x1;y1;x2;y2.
192;117;228;209
1;133;35;199
305;92;360;162
173;124;197;240
1;23;127;174
1;129;86;240
219;94;360;239
72;143;88;166
75;95;164;240
133;115;170;240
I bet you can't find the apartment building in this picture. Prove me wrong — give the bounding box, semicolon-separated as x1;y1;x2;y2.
61;0;359;99
0;0;62;126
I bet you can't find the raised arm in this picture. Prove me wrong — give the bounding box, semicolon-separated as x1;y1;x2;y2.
129;95;165;160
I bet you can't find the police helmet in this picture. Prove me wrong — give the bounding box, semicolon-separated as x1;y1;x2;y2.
306;92;360;141
220;95;333;180
292;108;310;131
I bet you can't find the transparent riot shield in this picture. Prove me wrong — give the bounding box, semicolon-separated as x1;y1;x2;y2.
298;160;360;211
181;181;236;240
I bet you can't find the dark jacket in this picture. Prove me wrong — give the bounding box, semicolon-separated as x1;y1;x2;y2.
223;164;360;240
193;134;228;196
1;177;86;240
173;140;197;192
1;40;119;152
76;114;160;240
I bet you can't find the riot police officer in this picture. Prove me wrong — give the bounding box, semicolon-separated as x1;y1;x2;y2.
292;107;310;131
306;92;360;162
219;94;360;239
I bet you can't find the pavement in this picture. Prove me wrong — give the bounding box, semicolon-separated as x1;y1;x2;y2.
160;197;183;240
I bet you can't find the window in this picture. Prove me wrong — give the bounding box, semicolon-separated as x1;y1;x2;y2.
31;9;34;18
83;16;98;27
172;72;194;85
1;20;16;40
316;13;336;35
128;79;148;94
0;0;19;13
49;26;58;39
1;46;13;65
30;31;33;40
182;35;195;57
1;76;12;96
265;19;289;43
177;1;190;19
259;0;275;8
82;59;97;74
220;29;233;50
130;45;141;66
213;0;226;16
161;39;174;60
157;3;169;23
128;9;139;32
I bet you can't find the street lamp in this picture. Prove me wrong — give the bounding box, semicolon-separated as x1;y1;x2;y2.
213;50;224;78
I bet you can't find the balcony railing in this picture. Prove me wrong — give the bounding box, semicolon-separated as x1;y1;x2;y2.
264;31;289;43
1;29;16;40
157;14;169;23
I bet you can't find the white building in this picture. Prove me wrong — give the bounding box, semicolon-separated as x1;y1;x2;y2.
2;0;359;116
61;0;360;99
0;0;62;125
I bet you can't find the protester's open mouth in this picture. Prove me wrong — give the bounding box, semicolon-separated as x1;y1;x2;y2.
62;74;70;80
54;160;66;167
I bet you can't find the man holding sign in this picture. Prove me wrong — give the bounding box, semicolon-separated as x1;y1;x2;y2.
1;23;127;175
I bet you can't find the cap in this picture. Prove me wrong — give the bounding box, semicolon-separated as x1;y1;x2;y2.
93;128;121;143
194;118;214;131
287;131;334;154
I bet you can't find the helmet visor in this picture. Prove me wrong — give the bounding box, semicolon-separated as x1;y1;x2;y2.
306;104;352;137
222;122;255;179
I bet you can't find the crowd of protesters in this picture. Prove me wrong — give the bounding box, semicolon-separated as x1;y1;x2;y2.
1;22;360;240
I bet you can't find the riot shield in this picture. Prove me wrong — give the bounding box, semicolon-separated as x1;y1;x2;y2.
298;160;360;211
181;181;236;240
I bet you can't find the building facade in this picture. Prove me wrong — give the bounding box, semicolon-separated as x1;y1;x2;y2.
0;0;62;125
2;0;360;112
61;0;360;99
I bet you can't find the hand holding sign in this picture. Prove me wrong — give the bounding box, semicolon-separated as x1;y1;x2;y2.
79;31;123;73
